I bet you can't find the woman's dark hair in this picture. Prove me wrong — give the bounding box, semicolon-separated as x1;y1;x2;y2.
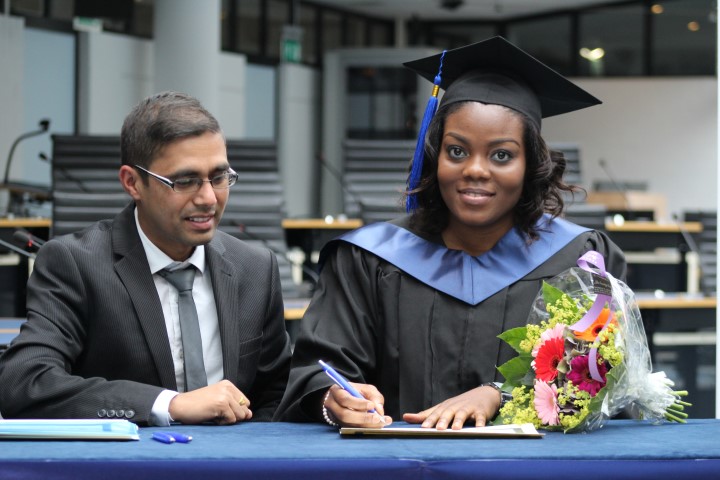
406;101;577;241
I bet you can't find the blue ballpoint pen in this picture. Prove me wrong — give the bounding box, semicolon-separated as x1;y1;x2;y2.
318;360;386;423
165;431;193;443
151;432;175;444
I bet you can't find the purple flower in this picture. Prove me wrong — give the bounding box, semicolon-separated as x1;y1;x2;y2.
567;355;607;396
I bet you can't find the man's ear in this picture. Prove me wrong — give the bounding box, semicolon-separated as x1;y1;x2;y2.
119;165;142;201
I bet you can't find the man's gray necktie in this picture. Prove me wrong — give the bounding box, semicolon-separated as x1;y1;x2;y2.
159;266;208;391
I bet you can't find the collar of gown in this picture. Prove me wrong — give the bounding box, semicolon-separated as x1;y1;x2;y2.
330;214;589;306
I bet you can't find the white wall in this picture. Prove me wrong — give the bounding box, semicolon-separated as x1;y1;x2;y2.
244;64;276;140
218;52;247;139
0;16;25;191
78;31;250;139
77;31;154;135
278;62;320;217
543;77;717;219
23;27;75;185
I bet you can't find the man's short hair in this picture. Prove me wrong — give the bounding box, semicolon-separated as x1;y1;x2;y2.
120;91;224;169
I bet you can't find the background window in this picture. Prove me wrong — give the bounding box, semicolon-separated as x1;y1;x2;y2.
321;10;343;52
367;20;394;47
416;22;496;49
506;15;574;76
345;15;366;47
299;4;319;64
346;67;417;140
267;0;290;60
579;4;645;76
651;0;717;75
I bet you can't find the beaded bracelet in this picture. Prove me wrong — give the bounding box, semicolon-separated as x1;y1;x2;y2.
322;389;339;427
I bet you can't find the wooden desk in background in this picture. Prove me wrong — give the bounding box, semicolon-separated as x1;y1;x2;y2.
635;292;717;418
605;220;702;234
587;191;668;221
282;218;363;230
0;318;24;352
603;220;704;293
284;298;311;321
283;218;364;277
0;217;51;229
635;294;716;310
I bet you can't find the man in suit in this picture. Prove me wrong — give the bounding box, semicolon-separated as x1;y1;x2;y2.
0;92;292;425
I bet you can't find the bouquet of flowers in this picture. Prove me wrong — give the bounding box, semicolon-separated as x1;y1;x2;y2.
496;251;689;433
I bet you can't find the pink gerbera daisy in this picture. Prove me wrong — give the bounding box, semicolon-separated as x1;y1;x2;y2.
567;354;608;396
534;381;559;426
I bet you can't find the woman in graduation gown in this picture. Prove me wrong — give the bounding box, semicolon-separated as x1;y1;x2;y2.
275;37;626;430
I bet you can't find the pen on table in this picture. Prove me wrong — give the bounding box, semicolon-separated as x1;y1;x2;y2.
318;360;386;424
152;432;175;444
165;432;193;443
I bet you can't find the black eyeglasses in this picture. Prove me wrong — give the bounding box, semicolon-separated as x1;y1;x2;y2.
133;165;238;193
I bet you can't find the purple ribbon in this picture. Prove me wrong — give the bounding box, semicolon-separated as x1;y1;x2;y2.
569;251;614;383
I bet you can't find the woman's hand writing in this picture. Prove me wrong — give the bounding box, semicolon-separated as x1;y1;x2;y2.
322;384;392;427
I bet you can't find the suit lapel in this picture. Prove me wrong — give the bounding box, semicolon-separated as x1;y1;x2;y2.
205;237;240;384
112;204;177;390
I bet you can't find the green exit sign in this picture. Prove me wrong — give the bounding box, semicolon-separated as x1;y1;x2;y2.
282;39;301;63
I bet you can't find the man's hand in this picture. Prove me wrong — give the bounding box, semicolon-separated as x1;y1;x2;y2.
169;379;252;425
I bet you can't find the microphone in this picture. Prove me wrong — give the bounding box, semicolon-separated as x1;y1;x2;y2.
597;158;631;217
4;119;51;186
317;153;362;217
13;229;46;252
0;236;36;259
231;221;319;285
671;213;703;296
39;152;91;194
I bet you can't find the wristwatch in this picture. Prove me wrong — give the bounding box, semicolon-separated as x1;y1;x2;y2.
480;382;513;409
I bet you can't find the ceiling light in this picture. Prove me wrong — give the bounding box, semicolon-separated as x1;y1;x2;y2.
651;4;664;14
688;21;700;31
579;47;605;61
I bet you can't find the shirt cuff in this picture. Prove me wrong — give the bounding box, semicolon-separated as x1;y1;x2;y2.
149;389;180;426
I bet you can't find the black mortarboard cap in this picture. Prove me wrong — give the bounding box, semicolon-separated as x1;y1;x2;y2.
403;36;601;212
404;36;601;128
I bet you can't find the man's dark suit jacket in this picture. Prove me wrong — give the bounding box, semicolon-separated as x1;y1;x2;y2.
0;203;292;424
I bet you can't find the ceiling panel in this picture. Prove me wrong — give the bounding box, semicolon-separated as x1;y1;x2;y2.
308;0;633;20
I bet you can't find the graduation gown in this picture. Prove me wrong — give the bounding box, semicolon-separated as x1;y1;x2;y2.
274;215;626;422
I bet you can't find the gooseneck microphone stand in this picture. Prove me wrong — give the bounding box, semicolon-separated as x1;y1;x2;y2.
4;118;51;186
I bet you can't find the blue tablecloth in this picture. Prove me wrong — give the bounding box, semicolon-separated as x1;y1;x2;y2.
1;419;718;479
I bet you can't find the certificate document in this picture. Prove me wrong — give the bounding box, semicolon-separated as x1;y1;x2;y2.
340;423;543;438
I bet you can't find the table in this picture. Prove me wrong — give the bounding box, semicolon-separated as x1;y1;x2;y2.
586;191;669;221
0;217;51;229
635;294;717;310
634;293;717;418
281;218;364;230
283;298;311;321
605;220;703;233
0;318;23;352
283;217;363;273
0;420;718;479
604;220;702;252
